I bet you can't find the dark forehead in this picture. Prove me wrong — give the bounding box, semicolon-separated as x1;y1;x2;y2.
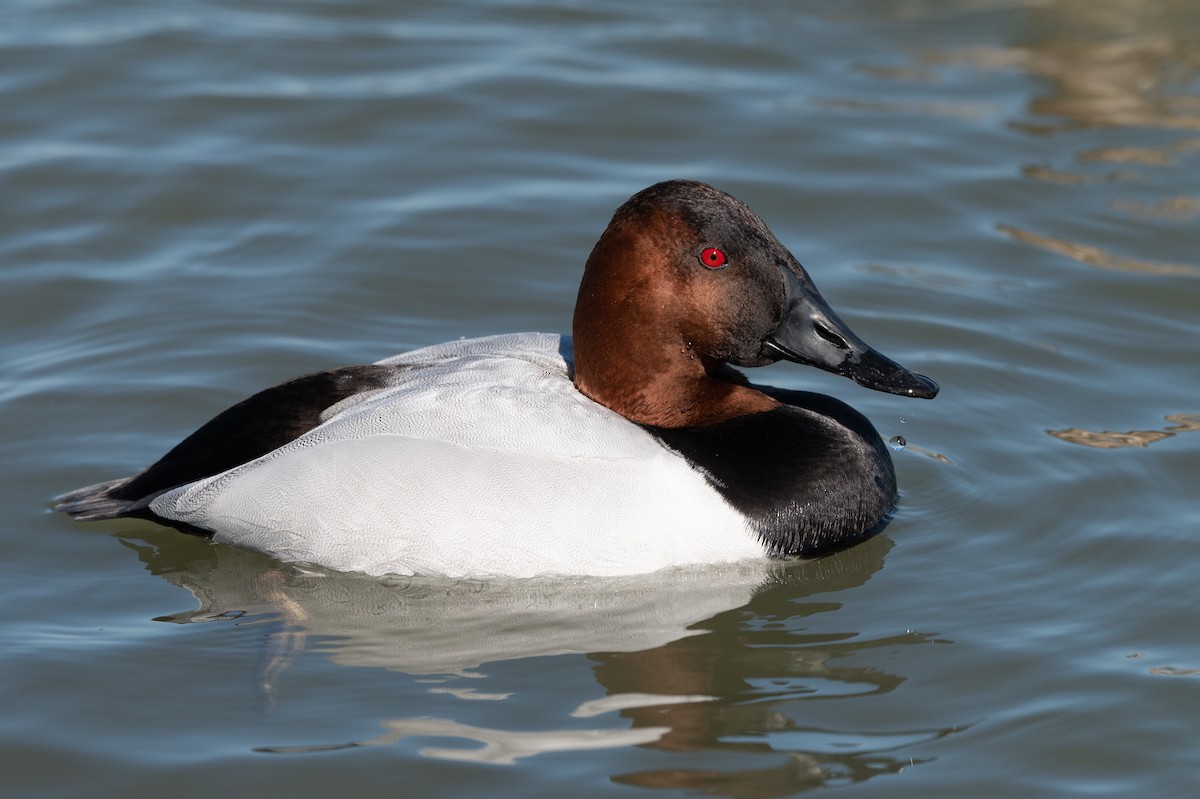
615;180;778;247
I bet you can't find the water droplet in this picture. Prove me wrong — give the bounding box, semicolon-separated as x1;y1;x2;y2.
889;435;906;451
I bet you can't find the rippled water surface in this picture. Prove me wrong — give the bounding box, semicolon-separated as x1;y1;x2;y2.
4;1;1199;796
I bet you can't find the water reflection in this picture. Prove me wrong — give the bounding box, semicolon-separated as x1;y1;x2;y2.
997;224;1200;277
1019;5;1200;134
1110;195;1200;221
595;581;955;795
121;530;959;791
127;532;797;676
853;0;1200;280
1021;164;1135;185
1048;412;1200;448
260;716;672;765
902;0;1200;133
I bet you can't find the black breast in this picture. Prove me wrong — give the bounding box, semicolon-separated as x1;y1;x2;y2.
644;391;896;558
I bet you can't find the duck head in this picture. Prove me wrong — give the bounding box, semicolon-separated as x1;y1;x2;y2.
572;180;937;427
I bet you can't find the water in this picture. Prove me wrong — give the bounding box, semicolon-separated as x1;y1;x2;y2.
3;1;1198;796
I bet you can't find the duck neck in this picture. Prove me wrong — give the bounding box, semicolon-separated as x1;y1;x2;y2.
572;342;776;429
572;296;778;429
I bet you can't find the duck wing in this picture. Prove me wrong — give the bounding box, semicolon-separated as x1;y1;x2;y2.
54;364;392;523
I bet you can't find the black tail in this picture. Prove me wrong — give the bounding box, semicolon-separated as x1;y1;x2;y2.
53;478;140;521
53;363;395;528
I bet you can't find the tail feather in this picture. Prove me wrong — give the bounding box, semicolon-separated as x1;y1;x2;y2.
53;478;139;521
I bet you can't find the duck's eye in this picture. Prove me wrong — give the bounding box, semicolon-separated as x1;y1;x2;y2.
699;247;727;269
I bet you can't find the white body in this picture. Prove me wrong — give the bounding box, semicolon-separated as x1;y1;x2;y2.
150;333;766;578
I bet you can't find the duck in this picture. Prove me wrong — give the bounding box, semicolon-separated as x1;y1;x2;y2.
55;180;938;579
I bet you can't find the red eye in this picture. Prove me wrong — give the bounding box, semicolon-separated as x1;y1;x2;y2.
699;247;727;269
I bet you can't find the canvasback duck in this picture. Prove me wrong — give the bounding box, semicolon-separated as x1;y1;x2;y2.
56;180;938;578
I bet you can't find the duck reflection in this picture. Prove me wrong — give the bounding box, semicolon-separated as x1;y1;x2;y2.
121;529;958;794
590;556;955;794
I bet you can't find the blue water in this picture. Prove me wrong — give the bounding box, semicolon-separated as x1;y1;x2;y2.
3;1;1199;796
